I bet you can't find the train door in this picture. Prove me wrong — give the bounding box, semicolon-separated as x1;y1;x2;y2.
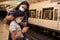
57;4;60;31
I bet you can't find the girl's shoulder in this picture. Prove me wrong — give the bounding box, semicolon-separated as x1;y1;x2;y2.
10;21;16;26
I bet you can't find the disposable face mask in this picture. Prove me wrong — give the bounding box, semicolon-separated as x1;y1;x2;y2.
16;19;22;23
19;7;25;12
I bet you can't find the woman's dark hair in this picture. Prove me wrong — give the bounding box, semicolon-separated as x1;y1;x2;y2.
15;1;29;11
13;10;25;18
14;1;29;17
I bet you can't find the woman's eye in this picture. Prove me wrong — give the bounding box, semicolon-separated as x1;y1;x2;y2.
22;7;24;8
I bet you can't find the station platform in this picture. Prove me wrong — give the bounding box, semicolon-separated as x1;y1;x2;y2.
0;20;9;40
0;20;56;40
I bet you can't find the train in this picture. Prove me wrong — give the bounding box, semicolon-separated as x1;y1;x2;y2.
28;1;60;39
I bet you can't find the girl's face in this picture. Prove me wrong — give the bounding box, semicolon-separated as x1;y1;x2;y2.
15;16;24;23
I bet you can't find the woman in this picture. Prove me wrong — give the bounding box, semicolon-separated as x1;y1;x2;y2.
3;1;29;40
3;1;29;26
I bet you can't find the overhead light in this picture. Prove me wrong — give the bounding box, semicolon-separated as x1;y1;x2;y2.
31;0;34;2
22;0;26;1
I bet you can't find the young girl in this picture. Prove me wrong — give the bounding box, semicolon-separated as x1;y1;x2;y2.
9;12;29;40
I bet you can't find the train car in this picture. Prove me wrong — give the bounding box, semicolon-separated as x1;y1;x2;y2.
28;1;60;39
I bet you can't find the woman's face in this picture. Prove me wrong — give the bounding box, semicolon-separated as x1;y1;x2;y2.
19;4;27;10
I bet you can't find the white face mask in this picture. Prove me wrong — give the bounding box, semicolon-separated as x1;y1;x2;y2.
19;7;25;12
16;19;22;23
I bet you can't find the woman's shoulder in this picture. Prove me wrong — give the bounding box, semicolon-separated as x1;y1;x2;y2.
7;9;16;16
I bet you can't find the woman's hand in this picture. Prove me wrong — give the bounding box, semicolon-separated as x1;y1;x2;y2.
22;27;29;33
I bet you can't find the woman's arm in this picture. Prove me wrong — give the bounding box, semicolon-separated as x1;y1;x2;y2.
11;31;16;40
14;31;22;39
3;15;14;23
3;9;15;23
15;27;29;39
20;13;28;27
20;22;27;27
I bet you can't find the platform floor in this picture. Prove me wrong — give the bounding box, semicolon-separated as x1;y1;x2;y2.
0;20;9;40
0;20;56;40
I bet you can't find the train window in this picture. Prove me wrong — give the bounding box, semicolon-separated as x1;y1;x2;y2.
42;8;53;20
54;9;58;20
29;9;36;18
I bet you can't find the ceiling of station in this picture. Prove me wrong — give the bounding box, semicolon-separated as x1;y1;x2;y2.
0;0;49;11
26;0;48;4
0;0;21;12
0;0;22;2
0;0;9;2
0;0;48;3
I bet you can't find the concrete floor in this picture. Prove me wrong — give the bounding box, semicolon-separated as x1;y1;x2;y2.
0;20;9;40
